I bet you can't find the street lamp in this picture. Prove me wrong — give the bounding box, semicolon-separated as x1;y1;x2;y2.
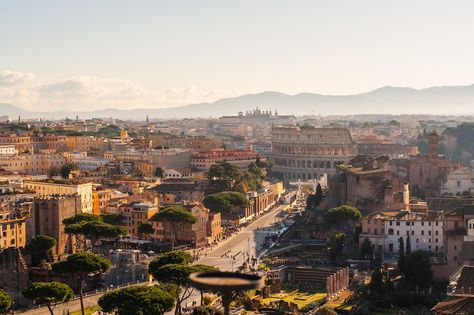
189;271;264;315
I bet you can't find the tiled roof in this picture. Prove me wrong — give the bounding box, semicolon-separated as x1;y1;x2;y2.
431;297;474;314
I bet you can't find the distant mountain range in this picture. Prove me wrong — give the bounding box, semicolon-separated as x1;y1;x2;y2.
2;84;474;120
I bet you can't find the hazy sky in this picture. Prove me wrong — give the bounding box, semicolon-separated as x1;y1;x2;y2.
1;1;474;111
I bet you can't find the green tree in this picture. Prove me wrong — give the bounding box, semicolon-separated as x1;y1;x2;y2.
28;235;57;266
47;166;59;178
191;305;224;315
404;250;433;289
406;234;412;255
155;167;164;178
60;163;79;179
314;183;324;206
369;268;385;294
63;213;101;226
207;161;241;191
100;213;124;226
53;252;111;315
23;282;74;315
148;251;192;269
137;223;154;239
353;223;362;245
360;238;373;260
0;291;12;314
398;237;405;275
98;285;176;315
327;233;345;260
148;251;218;315
63;213;126;252
324;205;361;225
151;206;198;250
202;191;249;214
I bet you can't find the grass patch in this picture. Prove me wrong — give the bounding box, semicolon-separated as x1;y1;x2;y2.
70;306;98;315
260;289;326;309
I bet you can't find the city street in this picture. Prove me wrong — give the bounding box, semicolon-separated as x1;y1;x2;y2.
197;203;290;271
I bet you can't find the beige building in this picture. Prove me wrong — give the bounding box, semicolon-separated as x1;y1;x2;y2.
0;153;67;175
0;133;67;153
0;203;30;249
117;202;158;237
24;180;93;213
66;135;102;152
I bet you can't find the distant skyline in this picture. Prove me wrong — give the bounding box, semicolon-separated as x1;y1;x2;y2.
1;1;474;111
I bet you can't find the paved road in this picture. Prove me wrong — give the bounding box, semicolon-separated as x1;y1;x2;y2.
197;203;289;271
21;292;103;315
178;201;294;310
22;195;294;315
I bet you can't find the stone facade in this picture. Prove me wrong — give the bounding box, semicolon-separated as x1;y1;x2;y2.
271;126;356;181
26;196;82;257
332;156;406;212
0;248;29;305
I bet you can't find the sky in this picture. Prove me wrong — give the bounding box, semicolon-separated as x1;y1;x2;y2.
1;1;474;111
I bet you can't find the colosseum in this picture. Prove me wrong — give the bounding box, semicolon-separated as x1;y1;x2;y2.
271;126;357;181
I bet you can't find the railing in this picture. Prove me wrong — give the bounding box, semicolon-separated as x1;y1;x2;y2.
17;280;151;313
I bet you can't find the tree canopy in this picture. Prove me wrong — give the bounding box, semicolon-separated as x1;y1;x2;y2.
53;251;111;276
327;233;345;260
137;223;155;238
324;205;362;224
207;160;269;193
151;206;198;250
149;251;192;271
203;191;249;213
148;251;218;315
60;163;79;179
306;183;325;210
100;213;125;226
360;238;373;260
398;237;406;274
151;206;198;225
28;235;57;265
404;250;433;288
369;268;385;294
63;213;101;226
63;213;126;251
0;291;12;314
53;252;111;315
23;282;74;315
192;306;224;315
98;285;176;315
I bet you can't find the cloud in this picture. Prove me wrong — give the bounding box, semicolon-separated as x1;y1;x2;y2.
0;69;237;111
0;70;35;86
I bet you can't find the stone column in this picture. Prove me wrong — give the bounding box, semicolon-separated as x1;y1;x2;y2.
331;274;336;296
326;277;332;296
345;267;350;288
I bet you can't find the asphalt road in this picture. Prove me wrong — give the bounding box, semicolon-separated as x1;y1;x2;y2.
197;203;289;271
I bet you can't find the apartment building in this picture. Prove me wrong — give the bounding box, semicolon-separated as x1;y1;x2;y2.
0;153;67;175
117;202;158;237
0;133;67;153
0;202;30;249
24;180;93;213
